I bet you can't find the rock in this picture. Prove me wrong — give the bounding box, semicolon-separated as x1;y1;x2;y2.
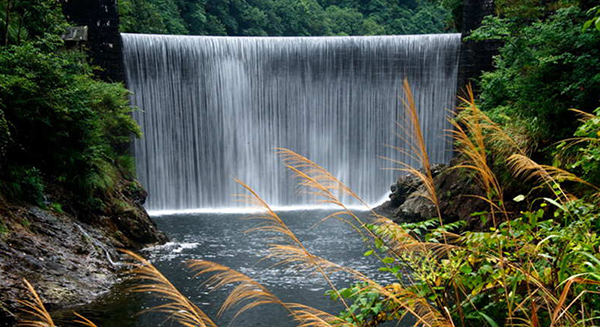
375;164;447;222
378;162;490;228
0;178;167;326
395;186;437;223
389;173;422;207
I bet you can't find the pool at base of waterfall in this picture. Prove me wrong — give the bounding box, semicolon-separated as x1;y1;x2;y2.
52;210;405;327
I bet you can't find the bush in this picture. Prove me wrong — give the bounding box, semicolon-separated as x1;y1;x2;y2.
471;5;600;149
0;38;141;206
19;167;45;206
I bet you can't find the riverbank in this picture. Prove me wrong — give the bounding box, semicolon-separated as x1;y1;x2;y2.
0;179;167;326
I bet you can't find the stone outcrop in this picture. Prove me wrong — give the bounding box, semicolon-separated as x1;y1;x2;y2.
0;179;166;326
376;162;491;229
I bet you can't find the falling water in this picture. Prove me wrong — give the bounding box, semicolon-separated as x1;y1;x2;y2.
122;34;461;212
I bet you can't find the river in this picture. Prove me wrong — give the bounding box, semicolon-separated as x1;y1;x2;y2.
55;209;399;327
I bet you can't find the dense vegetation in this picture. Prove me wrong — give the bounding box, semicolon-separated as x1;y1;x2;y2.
0;0;140;209
471;2;600;151
118;0;458;36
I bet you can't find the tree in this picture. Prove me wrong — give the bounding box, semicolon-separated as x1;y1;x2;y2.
471;4;600;149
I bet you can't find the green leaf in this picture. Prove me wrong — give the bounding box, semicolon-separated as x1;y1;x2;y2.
364;250;374;257
459;264;472;274
543;197;567;212
339;288;353;298
513;194;525;202
470;211;488;217
477;311;500;327
381;257;395;264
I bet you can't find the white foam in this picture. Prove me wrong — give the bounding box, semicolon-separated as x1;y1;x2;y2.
147;204;379;217
144;241;200;253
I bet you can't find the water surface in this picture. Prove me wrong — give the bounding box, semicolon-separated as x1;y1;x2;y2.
57;210;399;327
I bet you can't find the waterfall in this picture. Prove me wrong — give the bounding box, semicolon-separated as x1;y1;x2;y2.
121;34;461;212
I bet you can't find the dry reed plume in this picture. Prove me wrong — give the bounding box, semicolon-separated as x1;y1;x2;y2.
187;260;284;319
121;249;217;327
17;279;56;327
507;109;600;201
234;179;360;324
187;259;354;327
235;176;452;327
381;79;443;227
449;86;510;226
72;312;99;327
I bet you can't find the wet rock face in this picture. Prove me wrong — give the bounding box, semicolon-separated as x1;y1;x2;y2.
0;180;167;326
103;180;168;248
0;206;118;326
389;173;422;208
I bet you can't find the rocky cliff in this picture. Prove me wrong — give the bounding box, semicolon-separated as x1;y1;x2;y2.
0;178;166;326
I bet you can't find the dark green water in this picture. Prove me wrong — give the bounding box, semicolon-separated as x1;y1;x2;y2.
53;210;397;327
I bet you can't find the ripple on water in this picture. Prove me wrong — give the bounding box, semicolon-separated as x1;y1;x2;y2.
72;210;402;327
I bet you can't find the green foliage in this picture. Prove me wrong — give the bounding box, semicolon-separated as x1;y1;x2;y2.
329;196;600;327
0;39;140;205
457;199;600;324
0;107;10;162
0;1;142;209
472;5;600;147
326;282;388;324
583;5;600;31
119;0;188;34
49;202;63;213
556;107;600;185
119;0;455;36
19;167;45;206
0;0;67;46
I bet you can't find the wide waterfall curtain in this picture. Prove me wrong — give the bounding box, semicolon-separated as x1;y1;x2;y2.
122;34;461;212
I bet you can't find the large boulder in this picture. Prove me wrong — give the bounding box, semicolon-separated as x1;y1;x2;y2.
376;163;491;229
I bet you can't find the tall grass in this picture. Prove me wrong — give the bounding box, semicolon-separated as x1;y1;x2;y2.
17;279;56;327
121;249;217;327
381;80;443;227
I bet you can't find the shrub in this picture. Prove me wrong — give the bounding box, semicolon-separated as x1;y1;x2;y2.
0;38;141;207
49;202;63;213
19;167;45;206
558;107;600;186
471;5;600;149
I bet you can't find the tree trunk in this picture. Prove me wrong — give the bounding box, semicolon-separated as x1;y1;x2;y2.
3;0;12;46
16;12;22;44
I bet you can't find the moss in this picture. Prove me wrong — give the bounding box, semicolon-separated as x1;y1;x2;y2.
49;202;63;213
20;218;30;228
0;220;8;237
